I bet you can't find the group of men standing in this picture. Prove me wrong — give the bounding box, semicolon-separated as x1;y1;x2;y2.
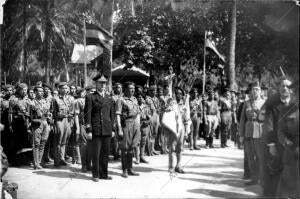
239;78;299;198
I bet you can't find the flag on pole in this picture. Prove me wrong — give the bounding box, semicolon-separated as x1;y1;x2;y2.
85;23;113;50
205;39;226;62
71;44;103;64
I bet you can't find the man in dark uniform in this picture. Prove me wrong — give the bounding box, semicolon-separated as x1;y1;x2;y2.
30;85;51;169
116;81;141;178
8;83;32;166
85;74;115;181
52;82;72;167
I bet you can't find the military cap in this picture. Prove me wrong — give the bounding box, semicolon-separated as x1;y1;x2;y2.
136;85;143;90
93;74;108;82
76;88;85;95
34;85;43;91
42;83;52;89
28;86;35;91
36;81;43;87
85;85;96;91
58;82;68;87
175;86;185;95
17;83;28;89
149;85;157;90
114;82;122;87
124;81;135;88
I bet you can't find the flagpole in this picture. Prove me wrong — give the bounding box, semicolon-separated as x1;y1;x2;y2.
83;20;87;87
202;31;207;95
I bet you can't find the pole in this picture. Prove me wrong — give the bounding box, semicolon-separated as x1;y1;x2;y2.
202;31;207;95
0;24;2;86
83;20;87;87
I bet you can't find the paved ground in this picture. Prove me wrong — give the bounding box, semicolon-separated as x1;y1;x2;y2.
3;140;261;199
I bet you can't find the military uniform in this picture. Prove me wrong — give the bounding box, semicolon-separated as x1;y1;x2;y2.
8;89;32;165
112;93;123;160
219;96;233;148
116;94;141;176
30;96;51;169
145;92;160;155
239;96;265;184
52;87;72;166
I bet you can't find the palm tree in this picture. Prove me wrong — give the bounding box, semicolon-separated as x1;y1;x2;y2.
227;0;237;91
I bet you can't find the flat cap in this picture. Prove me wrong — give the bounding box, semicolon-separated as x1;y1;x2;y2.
85;85;96;91
114;82;122;87
93;74;108;82
42;83;52;89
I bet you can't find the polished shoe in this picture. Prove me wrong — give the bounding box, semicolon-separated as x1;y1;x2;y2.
152;150;160;155
209;145;214;148
128;169;140;176
224;144;229;147
121;170;128;178
221;144;225;148
244;180;258;186
134;159;140;164
44;158;54;163
193;146;201;150
100;176;112;180
189;147;194;151
140;157;149;164
59;160;68;166
175;167;185;174
92;177;99;182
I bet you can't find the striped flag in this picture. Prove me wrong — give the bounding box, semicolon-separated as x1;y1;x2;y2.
86;23;113;50
205;39;225;62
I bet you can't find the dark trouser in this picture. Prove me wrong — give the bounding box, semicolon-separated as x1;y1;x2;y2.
92;135;111;178
220;112;232;146
54;118;71;165
121;119;140;171
12;118;31;165
32;121;50;167
1;124;14;163
78;125;92;169
190;114;200;148
244;138;264;182
244;147;250;178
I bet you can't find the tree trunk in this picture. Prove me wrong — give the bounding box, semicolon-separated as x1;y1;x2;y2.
226;0;237;91
44;0;53;84
20;1;26;82
131;0;135;16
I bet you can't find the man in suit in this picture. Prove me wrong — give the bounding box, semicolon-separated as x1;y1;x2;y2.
85;74;115;182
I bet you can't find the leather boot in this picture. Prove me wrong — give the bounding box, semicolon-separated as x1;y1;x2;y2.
134;147;140;164
127;153;139;176
193;137;200;150
209;137;214;148
140;145;149;163
121;151;128;178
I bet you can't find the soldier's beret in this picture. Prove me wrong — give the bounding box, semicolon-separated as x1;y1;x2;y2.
93;74;108;82
58;82;68;88
124;81;135;88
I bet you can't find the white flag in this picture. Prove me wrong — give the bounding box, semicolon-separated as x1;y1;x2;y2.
205;39;226;62
71;44;103;64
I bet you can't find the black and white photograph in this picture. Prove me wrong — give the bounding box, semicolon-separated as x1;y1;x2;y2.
0;0;299;198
